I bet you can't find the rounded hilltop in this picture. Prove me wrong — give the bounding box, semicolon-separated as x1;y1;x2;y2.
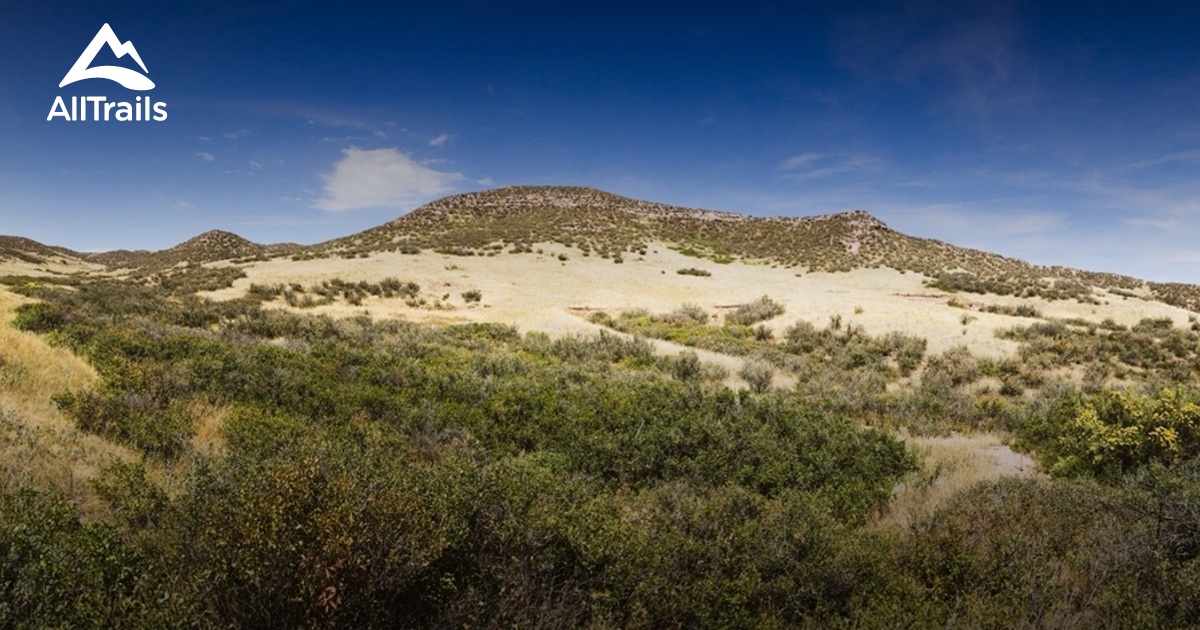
400;185;747;223
173;230;262;259
84;229;269;270
402;186;891;233
160;230;300;266
325;185;899;273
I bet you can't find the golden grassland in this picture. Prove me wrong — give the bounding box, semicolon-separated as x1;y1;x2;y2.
203;239;1195;360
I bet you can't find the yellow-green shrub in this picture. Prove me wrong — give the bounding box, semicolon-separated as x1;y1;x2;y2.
1027;388;1200;480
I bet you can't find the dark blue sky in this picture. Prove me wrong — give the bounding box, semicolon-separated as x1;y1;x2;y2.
3;1;1200;281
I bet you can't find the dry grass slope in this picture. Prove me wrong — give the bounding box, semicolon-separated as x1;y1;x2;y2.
0;288;133;510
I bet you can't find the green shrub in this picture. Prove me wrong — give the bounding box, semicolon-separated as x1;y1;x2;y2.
660;303;709;326
246;283;284;300
666;349;703;381
924;346;980;387
0;272;935;625
54;388;197;460
12;302;65;333
726;295;785;326
587;310;613;327
0;488;183;627
739;359;774;393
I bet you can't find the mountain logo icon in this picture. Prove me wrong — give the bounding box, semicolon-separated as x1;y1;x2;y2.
59;23;155;91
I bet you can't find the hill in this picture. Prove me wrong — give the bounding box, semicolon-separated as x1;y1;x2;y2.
167;229;264;261
86;230;299;270
316;186;1170;302
0;235;101;278
60;186;1200;309
0;235;85;266
172;187;1189;372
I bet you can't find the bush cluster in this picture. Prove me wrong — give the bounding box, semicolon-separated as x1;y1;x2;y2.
929;271;1095;302
726;295;785;325
999;317;1200;384
147;264;246;294
1021;387;1200;480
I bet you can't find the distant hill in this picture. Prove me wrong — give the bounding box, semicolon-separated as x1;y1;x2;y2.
169;230;265;261
314;186;1044;274
0;236;85;266
86;230;298;270
83;248;157;269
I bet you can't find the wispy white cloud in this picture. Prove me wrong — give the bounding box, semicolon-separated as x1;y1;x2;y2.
195;151;216;163
476;177;495;186
779;153;824;170
777;152;877;180
1103;184;1200;233
222;100;398;139
301;110;389;138
224;129;250;141
321;135;375;144
312;147;463;212
902;203;1066;238
249;160;263;171
429;133;451;147
1121;148;1200;171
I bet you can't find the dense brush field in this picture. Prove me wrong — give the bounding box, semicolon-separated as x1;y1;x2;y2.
4;267;1200;627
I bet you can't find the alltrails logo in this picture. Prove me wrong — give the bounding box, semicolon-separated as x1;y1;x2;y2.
48;23;167;122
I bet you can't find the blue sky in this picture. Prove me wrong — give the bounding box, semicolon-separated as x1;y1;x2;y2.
3;1;1200;282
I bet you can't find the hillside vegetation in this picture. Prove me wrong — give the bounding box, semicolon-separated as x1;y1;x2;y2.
3;267;1200;626
318;186;1163;302
3;187;1200;626
85;229;299;271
